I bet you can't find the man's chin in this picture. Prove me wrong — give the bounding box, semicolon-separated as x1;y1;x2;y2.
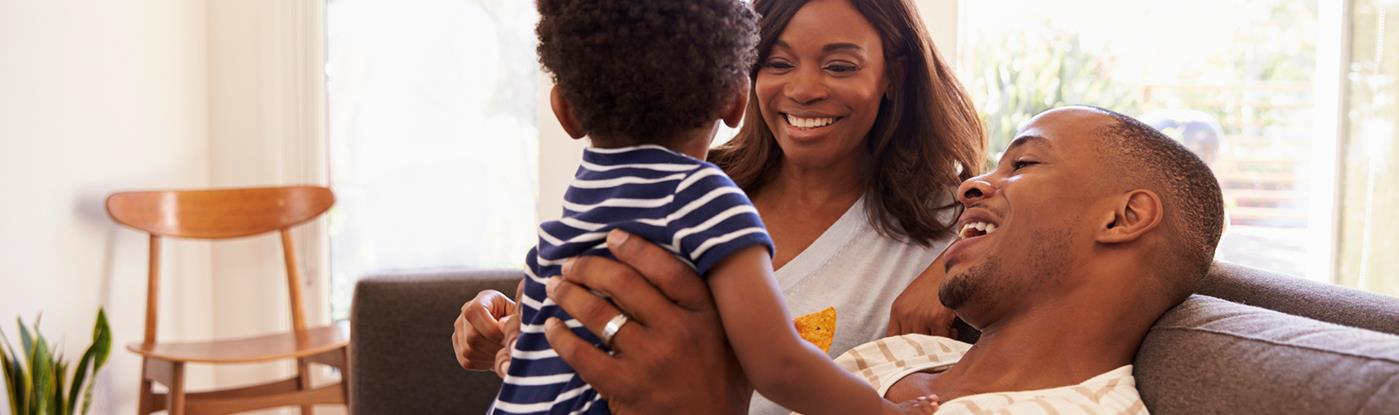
938;273;974;310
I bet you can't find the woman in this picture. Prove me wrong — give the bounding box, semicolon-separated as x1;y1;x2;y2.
453;0;984;412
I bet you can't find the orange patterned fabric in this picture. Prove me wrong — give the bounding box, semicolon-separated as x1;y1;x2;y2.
794;307;838;353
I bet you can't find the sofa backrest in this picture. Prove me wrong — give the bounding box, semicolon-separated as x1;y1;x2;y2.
1200;261;1399;335
350;270;518;415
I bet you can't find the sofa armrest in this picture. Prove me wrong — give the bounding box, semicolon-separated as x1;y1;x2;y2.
350;269;520;414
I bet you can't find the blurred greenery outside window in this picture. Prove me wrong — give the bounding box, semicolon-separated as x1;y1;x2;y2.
959;0;1398;296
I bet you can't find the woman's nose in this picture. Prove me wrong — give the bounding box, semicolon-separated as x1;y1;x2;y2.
785;68;828;104
957;178;995;205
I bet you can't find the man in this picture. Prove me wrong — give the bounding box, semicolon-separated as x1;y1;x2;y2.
483;106;1225;413
834;106;1224;413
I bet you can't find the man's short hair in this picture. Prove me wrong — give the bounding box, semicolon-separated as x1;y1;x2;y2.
536;0;759;144
1092;107;1226;302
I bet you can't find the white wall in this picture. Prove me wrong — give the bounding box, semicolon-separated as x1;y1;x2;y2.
0;0;217;412
917;0;959;66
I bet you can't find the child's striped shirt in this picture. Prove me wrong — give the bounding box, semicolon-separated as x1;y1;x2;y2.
491;144;774;415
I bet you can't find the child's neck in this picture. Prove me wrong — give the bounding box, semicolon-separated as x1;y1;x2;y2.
590;124;716;160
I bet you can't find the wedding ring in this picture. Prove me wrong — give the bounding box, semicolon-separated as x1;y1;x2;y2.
601;312;631;348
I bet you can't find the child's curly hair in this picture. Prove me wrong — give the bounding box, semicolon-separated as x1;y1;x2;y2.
537;0;759;145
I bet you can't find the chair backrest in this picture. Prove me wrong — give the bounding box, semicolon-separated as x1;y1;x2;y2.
106;186;335;344
106;186;334;239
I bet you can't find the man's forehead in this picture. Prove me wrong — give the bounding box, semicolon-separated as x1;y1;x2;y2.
1013;107;1116;152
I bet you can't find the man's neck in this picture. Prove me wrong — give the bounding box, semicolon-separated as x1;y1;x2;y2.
931;287;1154;400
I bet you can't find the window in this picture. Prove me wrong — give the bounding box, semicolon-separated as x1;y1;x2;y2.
960;0;1344;282
325;0;539;319
1339;0;1399;296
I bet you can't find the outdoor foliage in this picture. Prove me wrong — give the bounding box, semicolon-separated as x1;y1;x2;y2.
963;27;1141;167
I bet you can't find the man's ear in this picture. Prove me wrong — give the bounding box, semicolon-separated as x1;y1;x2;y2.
722;77;750;128
550;85;587;139
1096;189;1164;244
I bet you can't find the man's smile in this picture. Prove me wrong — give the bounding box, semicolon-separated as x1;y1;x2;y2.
943;209;1002;268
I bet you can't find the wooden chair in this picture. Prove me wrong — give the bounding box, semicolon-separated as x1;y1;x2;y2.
106;186;350;415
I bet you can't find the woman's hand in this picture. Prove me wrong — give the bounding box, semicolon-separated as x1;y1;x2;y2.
452;280;524;376
544;230;751;415
887;257;959;338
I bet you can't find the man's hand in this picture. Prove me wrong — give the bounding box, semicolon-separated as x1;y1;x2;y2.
452;280;524;375
888;257;959;338
544;230;751;415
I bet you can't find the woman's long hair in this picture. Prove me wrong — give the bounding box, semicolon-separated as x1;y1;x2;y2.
710;0;986;245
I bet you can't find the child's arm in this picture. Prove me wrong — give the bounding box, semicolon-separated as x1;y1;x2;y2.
708;246;904;415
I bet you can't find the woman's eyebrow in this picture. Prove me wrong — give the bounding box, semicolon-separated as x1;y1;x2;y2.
823;43;863;53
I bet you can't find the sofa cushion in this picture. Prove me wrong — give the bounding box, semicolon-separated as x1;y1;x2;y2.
1136;295;1399;415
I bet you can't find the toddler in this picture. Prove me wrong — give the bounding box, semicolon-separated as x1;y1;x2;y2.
491;1;935;414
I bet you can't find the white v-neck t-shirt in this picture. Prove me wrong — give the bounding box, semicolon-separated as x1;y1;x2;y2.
749;195;952;415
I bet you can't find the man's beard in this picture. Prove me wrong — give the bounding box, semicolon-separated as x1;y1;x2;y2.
939;253;1001;310
938;229;1072;313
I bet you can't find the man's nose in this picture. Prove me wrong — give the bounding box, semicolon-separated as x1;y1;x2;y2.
956;178;995;205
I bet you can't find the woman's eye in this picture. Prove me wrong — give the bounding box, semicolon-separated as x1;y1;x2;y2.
764;60;794;70
1011;160;1038;171
825;63;858;73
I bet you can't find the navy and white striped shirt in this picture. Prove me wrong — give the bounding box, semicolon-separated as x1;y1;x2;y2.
490;145;774;415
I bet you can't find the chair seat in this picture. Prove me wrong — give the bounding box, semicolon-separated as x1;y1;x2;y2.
128;321;349;364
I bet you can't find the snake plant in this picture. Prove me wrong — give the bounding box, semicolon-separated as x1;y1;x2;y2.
1;309;111;415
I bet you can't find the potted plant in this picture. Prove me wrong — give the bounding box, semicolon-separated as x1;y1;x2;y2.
1;309;111;415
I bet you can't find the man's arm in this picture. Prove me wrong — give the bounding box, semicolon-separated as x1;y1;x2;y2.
543;230;751;415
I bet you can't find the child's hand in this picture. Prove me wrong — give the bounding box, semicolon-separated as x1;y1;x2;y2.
892;395;939;415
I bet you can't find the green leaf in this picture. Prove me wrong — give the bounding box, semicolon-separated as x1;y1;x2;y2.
29;337;52;415
19;332;34;415
18;319;33;362
65;349;95;415
2;349;20;415
53;359;67;415
77;384;93;415
89;310;110;372
69;310;110;415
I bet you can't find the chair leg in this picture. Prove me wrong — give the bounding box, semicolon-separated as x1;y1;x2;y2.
297;357;315;415
340;347;352;414
137;358;157;415
167;362;187;415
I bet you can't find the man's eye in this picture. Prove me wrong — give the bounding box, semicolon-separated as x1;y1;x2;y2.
1011;160;1038;171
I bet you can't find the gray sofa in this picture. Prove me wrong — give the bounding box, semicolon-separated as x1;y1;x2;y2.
350;262;1399;414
